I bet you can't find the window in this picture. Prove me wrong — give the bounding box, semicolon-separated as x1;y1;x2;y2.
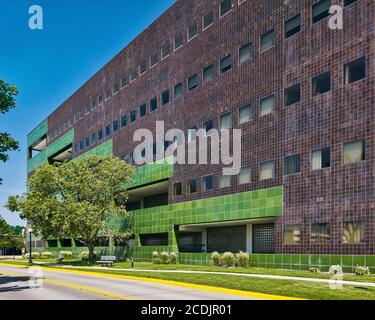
312;71;331;96
161;42;170;59
98;95;103;104
113;83;119;94
343;140;365;164
260;161;275;180
188;74;198;91
140;233;168;246
85;137;90;147
113;120;119;132
188;128;197;143
312;0;331;24
105;125;111;136
284;225;301;244
91;133;97;145
203;175;213;191
344;57;366;85
174;34;183;50
284;154;301;175
91;99;97;109
79;140;84;150
98;129;103;141
285;14;301;38
140;104;147;117
311;223;330;243
74;144;78;153
239;166;251;185
203;120;214;134
220;0;232;17
162;90;170;105
187;179;197;194
220;113;232;129
203;11;214;29
140;61;147;74
150;53;158;67
260;95;275;117
130;110;137;123
343;221;365;244
284;83;301;106
344;0;357;6
311;147;331;170
105;89;112;100
260;30;275;52
173;182;183;197
121;74;129;88
220;55;232;73
174;83;183;99
239;105;251;124
150;97;158;111
121;114;127;128
188;23;198;40
130;69;137;82
203;65;214;82
239;43;251;64
220;172;231;188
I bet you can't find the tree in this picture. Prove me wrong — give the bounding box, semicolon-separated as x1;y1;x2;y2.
6;155;135;264
0;79;19;184
0;217;23;252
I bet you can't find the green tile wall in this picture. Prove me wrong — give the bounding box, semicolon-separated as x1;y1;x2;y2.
75;139;113;159
27;119;48;148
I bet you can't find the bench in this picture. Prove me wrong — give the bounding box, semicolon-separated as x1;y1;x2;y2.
97;256;116;267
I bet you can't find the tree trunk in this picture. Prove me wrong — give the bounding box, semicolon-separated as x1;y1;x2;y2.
88;243;96;265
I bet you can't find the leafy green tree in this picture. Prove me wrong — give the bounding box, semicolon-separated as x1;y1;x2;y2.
6;155;135;263
0;217;23;252
0;79;19;184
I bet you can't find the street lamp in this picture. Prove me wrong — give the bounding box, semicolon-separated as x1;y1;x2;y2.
28;228;33;264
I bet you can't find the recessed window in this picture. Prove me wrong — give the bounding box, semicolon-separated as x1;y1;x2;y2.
113;83;120;94
105;89;112;100
79;140;84;150
85;137;90;147
284;84;301;106
174;83;183;99
140;104;147;118
260;95;275;117
220;172;231;189
239;166;251;185
311;223;330;243
260;161;275;181
203;11;214;29
260;30;275;52
113;120;119;132
98;129;103;141
220;112;232;130
105;125;111;136
203;175;213;191
187;179;197;194
161;42;171;59
98;95;103;104
174;34;183;50
285;14;301;38
312;0;331;24
284;154;301;176
344;57;366;85
343;140;365;164
239;43;251;64
162;90;170;105
284;225;301;245
203;120;214;134
121;74;129;88
140;61;147;75
150;97;158;111
130;110;137;123
130;69;137;82
239;105;252;124
91;99;97;109
220;55;232;73
188;23;198;40
188;74;198;91
121;114;127;128
311;147;331;170
344;0;357;6
140;233;168;246
173;182;183;197
312;71;331;96
74;144;79;153
343;221;365;244
220;0;232;17
150;53;158;67
203;65;214;82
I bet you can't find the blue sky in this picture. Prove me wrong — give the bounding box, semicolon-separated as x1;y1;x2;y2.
0;0;175;226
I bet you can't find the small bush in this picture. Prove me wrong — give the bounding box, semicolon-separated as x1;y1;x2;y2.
151;251;160;264
40;252;53;259
60;251;73;259
211;251;221;266
220;252;235;268
160;251;170;264
23;252;40;260
329;265;343;276
355;265;371;276
170;252;178;265
80;251;97;262
235;252;249;268
309;267;320;274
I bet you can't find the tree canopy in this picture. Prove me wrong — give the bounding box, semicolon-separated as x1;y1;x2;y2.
0;217;23;252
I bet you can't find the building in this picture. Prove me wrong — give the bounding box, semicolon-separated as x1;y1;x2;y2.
27;0;375;271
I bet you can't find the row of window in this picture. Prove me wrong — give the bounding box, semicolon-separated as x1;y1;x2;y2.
172;140;365;197
284;221;365;245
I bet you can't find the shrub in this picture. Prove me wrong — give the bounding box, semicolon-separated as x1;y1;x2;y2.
309;267;320;274
80;251;97;262
211;251;221;266
23;252;40;260
160;251;170;264
355;265;371;276
220;252;235;268
60;251;73;259
235;252;249;268
151;251;160;264
40;252;53;259
170;252;178;265
329;265;343;276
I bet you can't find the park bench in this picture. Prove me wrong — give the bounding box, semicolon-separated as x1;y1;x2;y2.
97;256;116;267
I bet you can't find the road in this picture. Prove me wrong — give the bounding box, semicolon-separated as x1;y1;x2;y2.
0;264;259;300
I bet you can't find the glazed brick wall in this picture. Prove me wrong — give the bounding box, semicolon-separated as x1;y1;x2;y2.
41;0;375;254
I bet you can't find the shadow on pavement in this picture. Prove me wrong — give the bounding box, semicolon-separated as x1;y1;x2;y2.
0;275;31;293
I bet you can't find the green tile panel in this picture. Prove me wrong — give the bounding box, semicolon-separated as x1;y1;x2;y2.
27;119;48;148
75;139;113;160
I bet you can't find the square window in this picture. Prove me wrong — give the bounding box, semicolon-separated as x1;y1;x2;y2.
260;30;275;52
220;0;232;17
140;104;147;117
220;112;232;129
98;129;103;140
239;166;251;185
105;125;111;136
162;90;170;105
312;71;331;96
203;65;214;82
343;221;365;244
173;182;183;197
203;120;214;134
284;225;301;244
220;172;231;189
121;114;127;128
239;105;251;124
311;147;331;170
187;179;197;194
260;95;275;116
220;55;232;73
343;140;365;164
344;57;366;85
140;61;147;74
130;110;137;123
113;120;119;132
239;43;251;64
203;175;213;191
188;23;198;40
285;14;301;38
312;0;331;24
150;97;158;111
188;74;198;91
260;161;275;180
150;53;158;67
284;154;301;175
161;42;171;59
130;69;137;82
174;83;183;99
175;34;183;50
311;223;330;243
203;11;214;29
284;84;301;106
91;133;97;145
